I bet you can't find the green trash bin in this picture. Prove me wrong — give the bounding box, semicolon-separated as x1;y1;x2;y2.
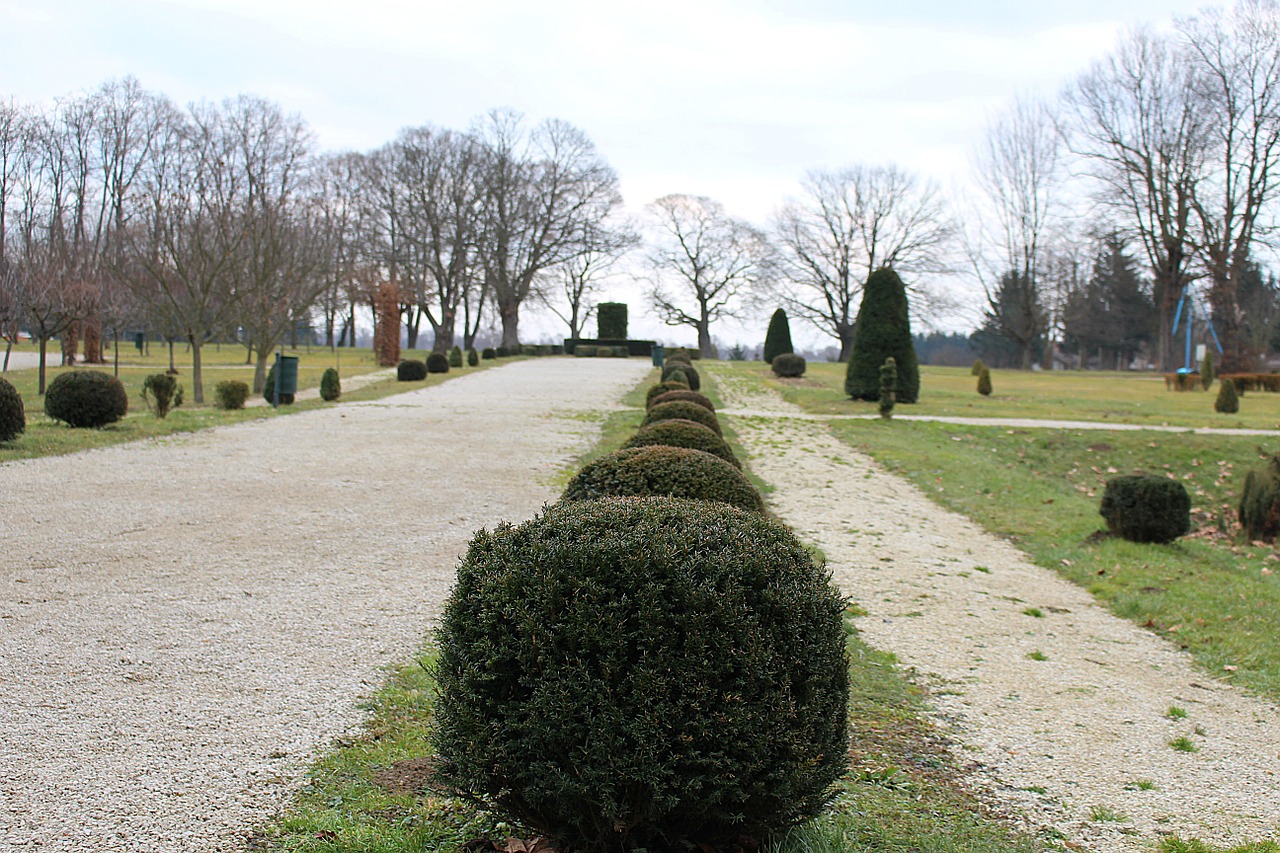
271;354;299;407
651;344;664;367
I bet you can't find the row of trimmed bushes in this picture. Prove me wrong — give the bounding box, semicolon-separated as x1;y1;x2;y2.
430;355;850;852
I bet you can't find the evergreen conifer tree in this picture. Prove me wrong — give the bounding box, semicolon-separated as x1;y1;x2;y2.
1201;350;1215;390
845;268;919;402
1215;377;1239;413
762;308;794;364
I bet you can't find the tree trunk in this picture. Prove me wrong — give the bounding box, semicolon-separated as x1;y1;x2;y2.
253;351;270;394
697;321;714;359
37;336;49;394
837;325;856;362
499;299;520;350
189;333;205;404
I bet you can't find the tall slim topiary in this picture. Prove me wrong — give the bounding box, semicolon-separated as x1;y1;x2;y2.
1215;376;1239;413
845;267;919;403
763;308;794;364
597;302;628;339
1239;456;1280;542
977;366;993;396
1201;350;1215;390
879;357;897;419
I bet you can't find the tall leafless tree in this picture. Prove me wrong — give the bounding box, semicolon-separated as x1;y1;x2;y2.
539;217;639;339
772;164;955;360
646;194;773;358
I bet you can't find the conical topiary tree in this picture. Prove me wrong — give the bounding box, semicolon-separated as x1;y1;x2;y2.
762;308;794;365
977;366;992;396
1201;350;1215;390
845;267;919;403
878;357;897;419
1215;377;1239;413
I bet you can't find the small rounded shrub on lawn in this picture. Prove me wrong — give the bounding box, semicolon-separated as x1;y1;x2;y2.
1099;474;1191;544
467;348;479;367
426;352;450;374
433;497;849;853
398;359;428;381
141;372;178;419
44;370;128;428
643;399;722;435
645;381;691;407
662;362;700;390
772;353;806;377
448;346;463;368
0;376;25;442
215;380;250;410
319;367;341;401
623;418;741;468
482;347;497;360
562;445;761;511
649;389;715;412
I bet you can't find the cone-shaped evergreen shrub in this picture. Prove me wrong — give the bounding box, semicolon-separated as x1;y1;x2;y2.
649;389;715;412
1099;474;1191;544
763;308;794;364
1239;456;1280;542
845;267;919;403
398;359;428;381
643;399;722;435
971;358;986;376
215;380;249;410
646;381;691;407
0;376;25;442
141;372;178;419
623;419;741;468
977;366;992;396
1201;350;1215;390
597;302;628;339
663;362;700;390
426;353;450;374
320;367;341;401
44;370;128;428
772;353;806;377
562;447;762;511
448;346;463;368
263;363;295;405
1215;377;1239;413
433;497;849;853
467;348;479;367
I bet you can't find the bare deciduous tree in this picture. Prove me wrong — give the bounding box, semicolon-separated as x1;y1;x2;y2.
645;194;773;358
539;217;638;339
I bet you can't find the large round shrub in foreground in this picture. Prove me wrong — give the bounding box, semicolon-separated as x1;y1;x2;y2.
1099;474;1190;544
563;445;762;512
433;497;850;853
642;399;722;435
623;418;740;468
44;370;128;428
0;376;25;441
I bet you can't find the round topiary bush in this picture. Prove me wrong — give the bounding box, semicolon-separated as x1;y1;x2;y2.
623;418;741;468
320;367;341;401
426;352;450;374
263;363;296;405
772;353;806;377
495;346;510;358
642;399;722;436
44;370;128;428
432;497;849;853
0;376;25;442
662;362;700;390
562;446;761;512
482;347;497;360
215;380;250;410
467;348;479;367
398;359;428;381
645;381;691;407
649;389;715;413
1099;474;1191;544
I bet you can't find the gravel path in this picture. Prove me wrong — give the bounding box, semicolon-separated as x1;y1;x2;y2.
0;358;650;852
712;366;1280;852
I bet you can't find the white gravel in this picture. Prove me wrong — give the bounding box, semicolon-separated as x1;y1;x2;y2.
712;365;1280;852
0;357;650;852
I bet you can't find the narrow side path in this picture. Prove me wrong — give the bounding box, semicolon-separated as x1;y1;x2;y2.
0;357;651;852
711;366;1280;852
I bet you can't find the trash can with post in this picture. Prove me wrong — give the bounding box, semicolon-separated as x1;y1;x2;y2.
271;352;299;407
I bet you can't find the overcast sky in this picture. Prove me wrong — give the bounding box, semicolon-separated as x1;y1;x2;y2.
1;0;1213;347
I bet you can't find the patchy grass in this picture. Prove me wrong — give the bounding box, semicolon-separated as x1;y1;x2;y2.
718;360;1280;430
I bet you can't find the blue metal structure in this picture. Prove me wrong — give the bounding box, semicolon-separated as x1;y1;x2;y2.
1171;286;1223;372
